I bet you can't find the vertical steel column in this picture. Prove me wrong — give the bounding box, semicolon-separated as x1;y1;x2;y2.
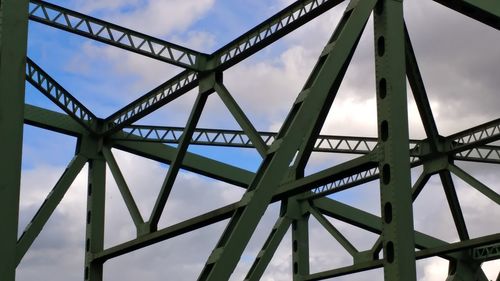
81;138;106;281
291;213;310;281
0;0;29;280
373;0;417;280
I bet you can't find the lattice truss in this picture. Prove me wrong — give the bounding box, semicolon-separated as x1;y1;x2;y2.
1;0;500;280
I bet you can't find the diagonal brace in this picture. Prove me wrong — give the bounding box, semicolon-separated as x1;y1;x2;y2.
29;0;206;70
16;154;88;264
26;58;98;132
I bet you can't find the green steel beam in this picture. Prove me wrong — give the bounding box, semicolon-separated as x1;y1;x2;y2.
16;154;88;264
305;259;384;281
93;202;239;262
102;147;144;229
446;260;488;281
111;139;254;188
448;164;500;205
404;25;441;151
410;172;431;201
454;145;500;164
308;204;359;257
288;199;310;281
104;70;199;134
115;125;382;153
304;234;500;281
472;242;500;262
115;125;500;165
0;0;29;280
24;105;254;190
28;0;206;70
91;189;487;267
373;0;417;279
447;118;500;153
416;233;500;259
197;2;375;280
311;198;449;252
26;58;98;132
214;82;268;157
24;104;87;136
432;0;500;30
148;89;211;231
102;0;347;134
244;214;291;281
209;0;345;70
80;138;106;281
439;171;470;241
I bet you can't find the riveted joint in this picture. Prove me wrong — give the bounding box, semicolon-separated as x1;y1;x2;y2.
239;190;255;206
320;42;336;57
268;138;283;154
77;135;104;159
206;247;224;264
199;71;223;94
423;155;451;175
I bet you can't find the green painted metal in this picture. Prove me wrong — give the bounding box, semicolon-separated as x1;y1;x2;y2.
0;1;29;280
16;154;88;264
433;0;500;30
448;164;500;205
1;0;499;279
80;138;106;281
373;0;417;279
25;58;98;132
404;25;441;151
473;242;500;262
102;147;145;229
214;82;268;158
244;213;291;281
308;204;358;257
28;0;206;70
439;171;470;241
148;88;211;232
196;2;376;278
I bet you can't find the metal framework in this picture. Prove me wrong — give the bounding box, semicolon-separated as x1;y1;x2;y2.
1;0;499;280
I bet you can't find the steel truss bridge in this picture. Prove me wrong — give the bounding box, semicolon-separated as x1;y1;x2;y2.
1;0;500;280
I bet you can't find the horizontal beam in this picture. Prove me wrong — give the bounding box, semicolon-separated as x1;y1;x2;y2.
26;58;97;132
116;125;380;154
116;125;500;164
111;139;254;188
103;70;198;133
29;0;205;70
416;233;500;260
312;197;457;254
305;260;384;281
454;145;500;164
304;233;500;281
93;202;238;262
433;0;500;30
24;104;87;136
276;154;379;200
472;242;500;262
447;118;500;153
210;0;344;70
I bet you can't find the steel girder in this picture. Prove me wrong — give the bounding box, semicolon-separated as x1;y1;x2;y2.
0;0;30;279
1;0;499;280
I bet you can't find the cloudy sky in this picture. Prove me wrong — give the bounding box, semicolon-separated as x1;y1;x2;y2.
18;0;499;280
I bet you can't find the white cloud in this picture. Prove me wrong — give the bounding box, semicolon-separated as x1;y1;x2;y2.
71;0;215;37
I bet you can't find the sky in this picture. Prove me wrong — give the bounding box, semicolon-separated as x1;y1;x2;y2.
17;0;500;280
